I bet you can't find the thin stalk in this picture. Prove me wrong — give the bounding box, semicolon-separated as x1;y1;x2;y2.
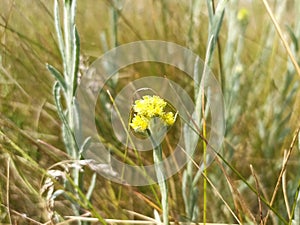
211;0;224;91
200;40;208;223
111;0;119;47
262;0;300;77
282;150;291;219
161;0;168;38
289;179;300;224
52;0;83;223
148;130;169;225
106;90;161;206
6;157;12;225
187;0;195;47
201;82;207;224
64;2;77;159
263;125;300;224
66;174;107;225
66;2;81;221
195;35;214;224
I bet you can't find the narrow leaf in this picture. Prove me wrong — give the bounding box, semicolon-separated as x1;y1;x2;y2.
286;25;299;52
53;81;68;129
72;97;82;145
54;0;67;74
72;25;80;96
51;189;65;200
53;81;76;155
209;9;225;59
79;136;92;155
47;64;67;92
86;172;97;201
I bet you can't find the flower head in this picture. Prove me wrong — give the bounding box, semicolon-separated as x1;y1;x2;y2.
130;95;176;133
130;115;149;133
237;8;249;26
133;95;167;117
162;112;176;126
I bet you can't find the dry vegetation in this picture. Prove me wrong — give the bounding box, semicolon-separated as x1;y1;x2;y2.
0;0;300;224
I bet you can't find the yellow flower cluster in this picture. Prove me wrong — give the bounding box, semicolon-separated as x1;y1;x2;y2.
130;95;176;132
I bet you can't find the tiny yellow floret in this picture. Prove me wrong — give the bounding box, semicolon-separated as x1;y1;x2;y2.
130;115;149;132
237;8;249;25
133;95;166;117
162;112;176;126
130;95;176;133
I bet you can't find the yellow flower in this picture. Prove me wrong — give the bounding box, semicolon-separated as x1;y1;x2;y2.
133;95;166;117
162;112;176;126
130;115;149;132
130;95;176;133
237;8;249;25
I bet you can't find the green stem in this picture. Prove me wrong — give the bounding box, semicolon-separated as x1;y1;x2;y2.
202;90;207;225
56;0;83;223
202;135;207;225
148;130;169;225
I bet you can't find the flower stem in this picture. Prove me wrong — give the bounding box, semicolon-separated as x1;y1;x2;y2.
148;130;169;225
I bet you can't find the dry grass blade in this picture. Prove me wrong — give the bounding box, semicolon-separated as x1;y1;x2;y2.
178;146;241;224
214;155;256;223
262;0;300;77
9;208;44;225
6;157;12;225
282;150;291;219
263;125;300;224
250;165;263;225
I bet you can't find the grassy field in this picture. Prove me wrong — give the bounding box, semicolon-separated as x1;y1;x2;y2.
1;0;300;224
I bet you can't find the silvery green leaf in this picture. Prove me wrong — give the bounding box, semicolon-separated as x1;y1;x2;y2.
50;189;65;200
72;25;80;96
86;172;97;201
79;136;92;155
153;209;162;224
54;0;66;73
47;64;67;92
